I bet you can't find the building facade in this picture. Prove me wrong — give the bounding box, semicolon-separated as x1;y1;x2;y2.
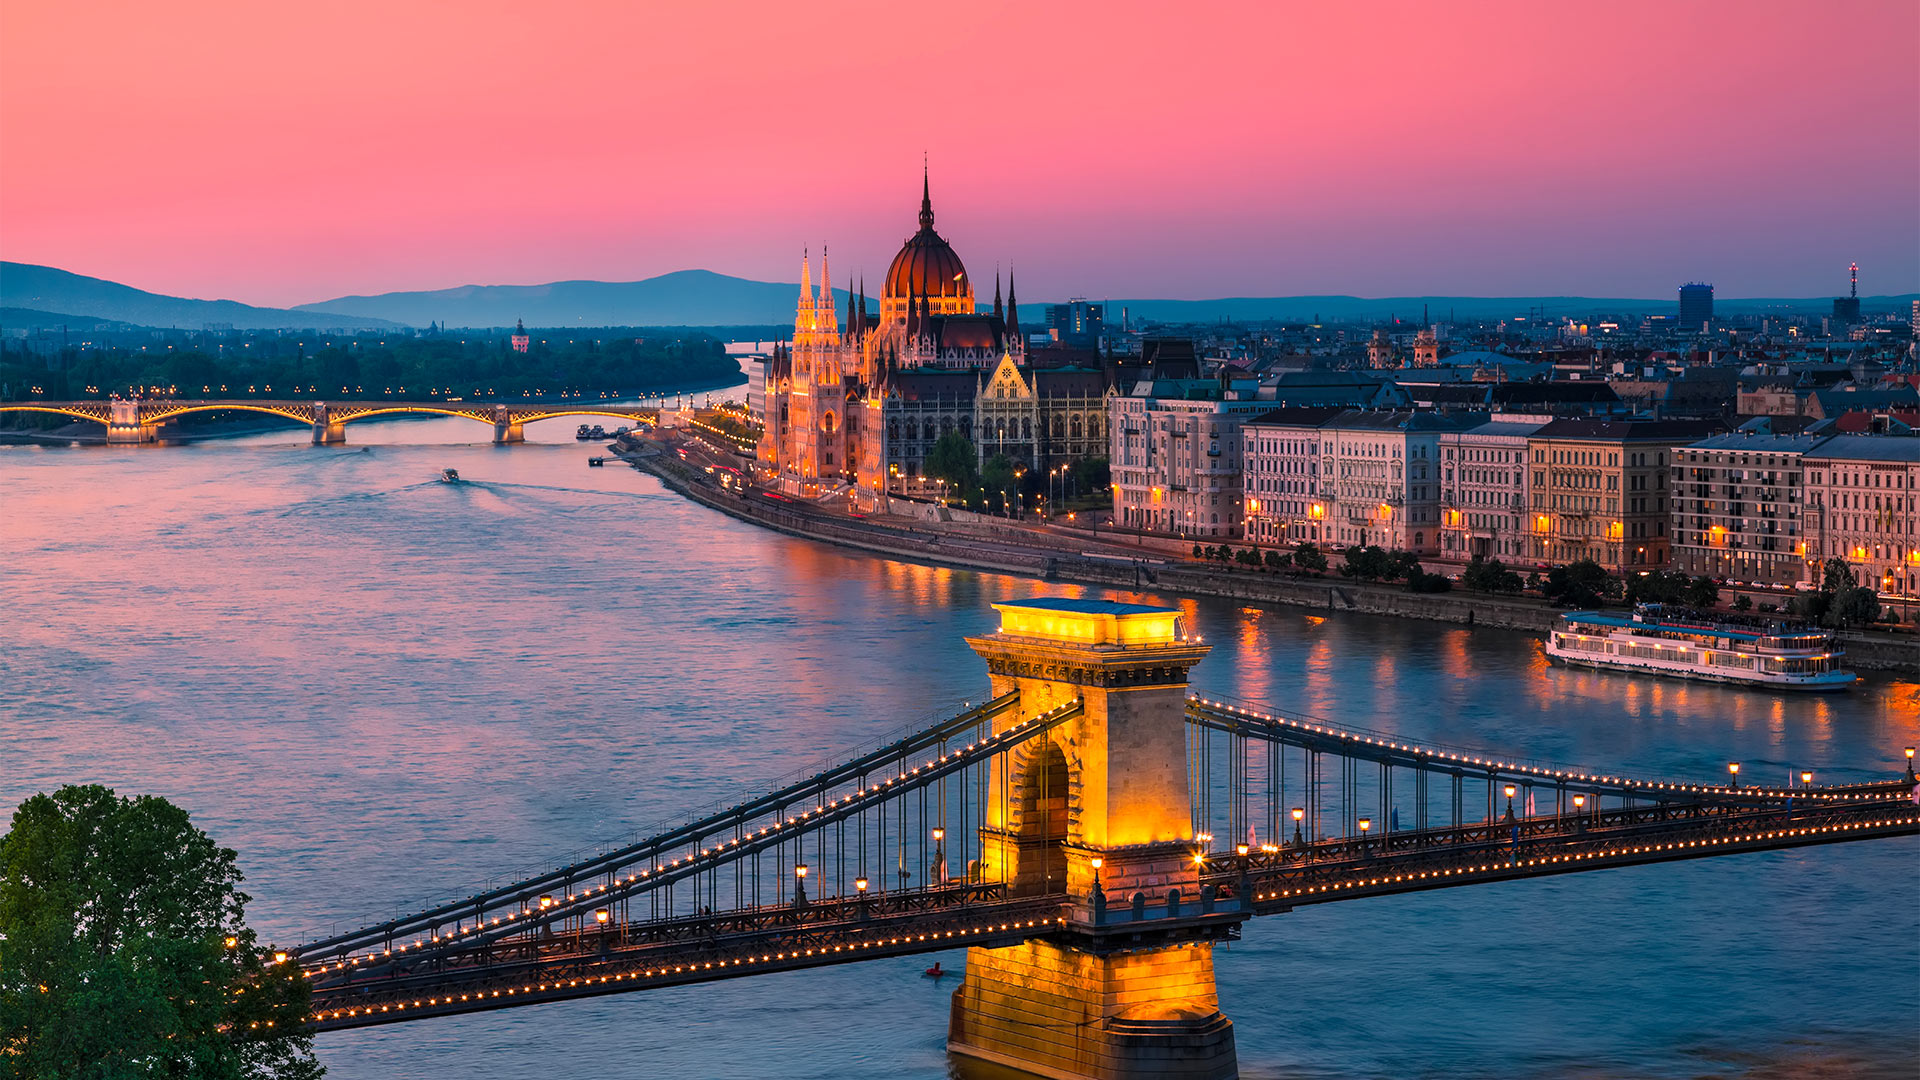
1525;419;1719;572
1239;409;1451;552
1437;416;1549;561
1110;377;1273;539
756;175;1110;503
1240;408;1342;546
1802;436;1920;600
1669;431;1822;586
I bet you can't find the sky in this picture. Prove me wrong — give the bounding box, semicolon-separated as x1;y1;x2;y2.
2;0;1916;308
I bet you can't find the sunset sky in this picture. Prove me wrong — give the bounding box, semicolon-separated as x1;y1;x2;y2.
3;1;1916;307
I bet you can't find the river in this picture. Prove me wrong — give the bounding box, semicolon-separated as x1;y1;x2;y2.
2;415;1915;1080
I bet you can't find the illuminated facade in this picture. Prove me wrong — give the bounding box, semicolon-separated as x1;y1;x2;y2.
1437;416;1549;561
1525;419;1717;571
1802;436;1920;599
756;174;1110;503
1670;430;1821;586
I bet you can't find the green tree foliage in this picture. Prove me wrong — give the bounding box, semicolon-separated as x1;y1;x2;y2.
1069;456;1110;494
0;785;320;1080
1338;546;1421;582
1542;559;1616;608
922;433;980;499
1732;594;1752;611
980;454;1021;514
1406;570;1453;593
1683;576;1721;608
1292;542;1329;573
1263;550;1291;571
1462;556;1523;594
1791;559;1880;628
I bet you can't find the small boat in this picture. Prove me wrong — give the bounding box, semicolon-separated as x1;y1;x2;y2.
611;426;630;437
575;424;594;440
440;468;461;483
587;457;605;467
588;425;608;439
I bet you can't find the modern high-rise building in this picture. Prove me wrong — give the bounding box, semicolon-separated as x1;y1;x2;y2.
1678;283;1714;331
1043;299;1105;348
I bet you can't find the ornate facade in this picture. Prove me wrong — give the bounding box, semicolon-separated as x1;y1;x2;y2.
757;174;1111;505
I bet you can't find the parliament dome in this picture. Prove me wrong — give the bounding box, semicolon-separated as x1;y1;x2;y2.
884;174;971;304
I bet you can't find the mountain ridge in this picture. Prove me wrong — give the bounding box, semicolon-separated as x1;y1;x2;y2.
0;262;407;331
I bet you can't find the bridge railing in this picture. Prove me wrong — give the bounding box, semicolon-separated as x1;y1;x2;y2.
299;697;1087;986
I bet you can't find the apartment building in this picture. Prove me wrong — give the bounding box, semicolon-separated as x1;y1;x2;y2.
1526;419;1720;571
1240;409;1454;552
1802;436;1920;599
1670;430;1822;586
1437;415;1550;561
1110;376;1273;538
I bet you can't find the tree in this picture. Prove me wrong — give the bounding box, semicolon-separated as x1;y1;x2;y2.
923;432;979;497
1339;545;1392;580
1683;575;1721;609
1263;550;1291;571
1820;558;1858;596
1462;556;1522;594
1542;559;1614;608
1406;570;1453;593
1732;594;1752;612
1192;543;1205;559
1623;569;1689;605
0;785;320;1080
1293;542;1328;573
1832;586;1880;628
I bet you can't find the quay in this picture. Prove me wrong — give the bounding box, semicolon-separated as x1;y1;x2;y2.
620;435;1920;676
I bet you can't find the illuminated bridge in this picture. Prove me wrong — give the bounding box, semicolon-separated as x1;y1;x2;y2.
291;599;1918;1080
0;399;657;444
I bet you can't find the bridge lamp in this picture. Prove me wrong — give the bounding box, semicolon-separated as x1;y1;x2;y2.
1291;808;1306;848
1727;762;1740;788
855;877;870;894
538;895;553;910
1357;818;1371;833
1357;818;1372;855
1800;770;1813;787
1196;832;1213;844
1573;794;1587;813
1235;843;1250;858
594;909;610;925
224;936;238;949
273;952;288;965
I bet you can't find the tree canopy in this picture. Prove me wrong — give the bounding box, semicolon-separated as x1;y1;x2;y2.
0;785;320;1080
1542;559;1616;608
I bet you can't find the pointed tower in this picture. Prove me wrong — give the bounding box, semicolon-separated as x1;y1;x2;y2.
994;269;1004;321
819;246;838;334
1005;267;1021;349
797;250;814;335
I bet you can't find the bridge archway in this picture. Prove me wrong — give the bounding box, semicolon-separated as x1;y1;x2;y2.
0;404;113;425
141;403;318;426
1002;736;1077;894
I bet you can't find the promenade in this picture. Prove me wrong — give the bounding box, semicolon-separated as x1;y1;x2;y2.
625;434;1920;676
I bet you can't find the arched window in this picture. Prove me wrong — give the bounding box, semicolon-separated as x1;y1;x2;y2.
1087;415;1101;439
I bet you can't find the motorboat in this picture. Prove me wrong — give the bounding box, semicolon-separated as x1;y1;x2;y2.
440;468;461;483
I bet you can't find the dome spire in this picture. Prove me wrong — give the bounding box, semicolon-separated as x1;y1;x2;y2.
919;157;934;232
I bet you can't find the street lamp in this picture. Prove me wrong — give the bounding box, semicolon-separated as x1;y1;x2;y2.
1906;747;1916;782
1291;807;1306;848
1800;770;1813;787
793;863;809;907
931;827;946;883
1503;784;1518;823
1357;817;1372;857
1727;761;1740;789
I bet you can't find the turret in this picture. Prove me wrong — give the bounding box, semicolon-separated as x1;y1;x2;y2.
1005;268;1020;347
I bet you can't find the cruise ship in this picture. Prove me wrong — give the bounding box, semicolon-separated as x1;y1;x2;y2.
1545;605;1856;691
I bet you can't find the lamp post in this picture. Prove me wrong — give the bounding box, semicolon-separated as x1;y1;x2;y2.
1905;746;1916;782
1572;793;1587;833
930;827;947;884
1727;761;1740;789
1357;817;1372;858
1503;784;1518;824
1800;770;1813;788
1088;854;1107;923
1291;807;1306;851
792;863;808;908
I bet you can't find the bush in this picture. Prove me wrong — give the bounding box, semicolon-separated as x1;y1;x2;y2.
1463;556;1523;594
1407;570;1453;593
1293;542;1328;573
1264;550;1292;571
1732;594;1752;612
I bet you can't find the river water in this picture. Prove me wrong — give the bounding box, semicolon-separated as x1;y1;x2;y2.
2;415;1915;1080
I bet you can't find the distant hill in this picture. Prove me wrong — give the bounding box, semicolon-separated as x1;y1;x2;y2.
0;263;406;332
298;269;850;329
0;306;148;332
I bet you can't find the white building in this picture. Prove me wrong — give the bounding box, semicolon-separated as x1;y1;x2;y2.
1802;435;1920;599
1240;409;1457;552
1438;415;1551;561
1110;376;1273;538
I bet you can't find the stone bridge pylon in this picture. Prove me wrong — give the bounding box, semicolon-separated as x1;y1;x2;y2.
952;597;1236;1080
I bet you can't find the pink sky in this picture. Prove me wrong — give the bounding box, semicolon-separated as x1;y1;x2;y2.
3;1;1916;307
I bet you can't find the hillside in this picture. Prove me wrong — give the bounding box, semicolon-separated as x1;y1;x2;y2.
0;263;406;332
297;269;849;329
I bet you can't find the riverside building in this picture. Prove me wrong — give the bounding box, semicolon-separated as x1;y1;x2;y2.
1670;429;1822;586
756;172;1111;505
1237;409;1455;552
1437;415;1551;562
1525;419;1720;572
1802;435;1920;599
1109;374;1272;538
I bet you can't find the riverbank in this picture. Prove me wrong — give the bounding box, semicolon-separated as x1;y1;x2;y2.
629;443;1920;676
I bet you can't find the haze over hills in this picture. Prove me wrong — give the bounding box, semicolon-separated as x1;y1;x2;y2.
0;262;406;332
4;260;1913;332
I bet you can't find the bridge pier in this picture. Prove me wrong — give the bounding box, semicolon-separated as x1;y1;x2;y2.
105;400;157;443
493;406;523;444
312;422;346;445
951;599;1236;1080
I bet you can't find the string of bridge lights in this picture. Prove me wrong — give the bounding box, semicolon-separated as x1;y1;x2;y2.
1188;697;1899;802
1250;814;1920;904
308;917;1066;1023
300;700;1086;974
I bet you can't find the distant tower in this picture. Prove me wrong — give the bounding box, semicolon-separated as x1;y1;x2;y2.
1368;328;1396;369
510;319;530;354
1678;283;1714;332
1412;327;1440;367
1832;262;1861;325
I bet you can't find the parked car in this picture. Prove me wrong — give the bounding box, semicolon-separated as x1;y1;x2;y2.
1793;580;1818;592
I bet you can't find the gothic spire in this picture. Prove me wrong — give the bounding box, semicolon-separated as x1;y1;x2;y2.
918;160;934;232
994;268;1003;321
1005;266;1020;345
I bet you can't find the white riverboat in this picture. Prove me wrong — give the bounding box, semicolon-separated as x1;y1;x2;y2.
1545;605;1855;691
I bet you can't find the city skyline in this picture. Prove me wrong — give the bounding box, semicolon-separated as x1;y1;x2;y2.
3;1;1917;309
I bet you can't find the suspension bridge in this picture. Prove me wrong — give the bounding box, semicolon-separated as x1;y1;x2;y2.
290;597;1918;1080
0;399;656;444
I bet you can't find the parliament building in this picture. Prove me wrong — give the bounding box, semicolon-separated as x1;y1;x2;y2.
756;174;1112;506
